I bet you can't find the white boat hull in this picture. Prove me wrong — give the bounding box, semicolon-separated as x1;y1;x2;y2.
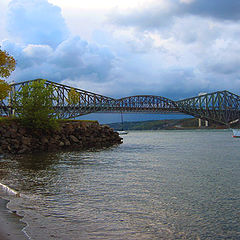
232;129;240;138
117;131;128;135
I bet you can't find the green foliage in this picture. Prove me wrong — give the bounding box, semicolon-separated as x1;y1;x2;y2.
108;118;199;130
0;80;11;101
67;88;80;105
14;79;58;130
0;49;16;101
0;49;16;79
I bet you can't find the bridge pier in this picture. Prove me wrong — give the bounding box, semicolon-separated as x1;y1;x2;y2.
205;120;208;127
198;118;202;127
198;119;208;127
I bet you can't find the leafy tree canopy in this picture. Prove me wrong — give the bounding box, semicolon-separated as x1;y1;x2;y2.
0;80;11;101
14;79;58;130
0;49;16;79
67;88;80;105
0;49;16;101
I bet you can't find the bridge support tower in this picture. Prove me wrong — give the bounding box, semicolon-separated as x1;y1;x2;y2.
198;119;208;128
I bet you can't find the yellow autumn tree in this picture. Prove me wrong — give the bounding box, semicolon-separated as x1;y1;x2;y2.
0;49;16;100
67;88;80;105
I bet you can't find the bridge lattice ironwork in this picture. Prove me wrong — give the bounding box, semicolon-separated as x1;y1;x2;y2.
176;91;240;125
1;79;240;125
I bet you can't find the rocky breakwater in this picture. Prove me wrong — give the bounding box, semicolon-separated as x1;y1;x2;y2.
0;120;122;154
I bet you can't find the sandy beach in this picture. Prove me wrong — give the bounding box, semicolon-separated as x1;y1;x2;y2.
0;198;28;240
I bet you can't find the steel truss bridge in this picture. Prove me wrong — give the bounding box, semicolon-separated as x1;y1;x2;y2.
1;79;240;126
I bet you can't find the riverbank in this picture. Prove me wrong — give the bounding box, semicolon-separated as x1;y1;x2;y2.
0;119;122;154
109;118;227;130
0;198;27;240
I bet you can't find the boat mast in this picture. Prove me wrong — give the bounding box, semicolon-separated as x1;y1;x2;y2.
121;111;124;131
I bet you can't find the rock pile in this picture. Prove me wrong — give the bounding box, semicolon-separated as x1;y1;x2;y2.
0;120;122;154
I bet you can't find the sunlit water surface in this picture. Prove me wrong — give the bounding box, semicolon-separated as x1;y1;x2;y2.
0;130;240;239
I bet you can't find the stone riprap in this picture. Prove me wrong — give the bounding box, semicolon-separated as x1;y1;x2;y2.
0;120;122;154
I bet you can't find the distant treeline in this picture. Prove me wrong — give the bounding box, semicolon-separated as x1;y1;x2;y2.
108;118;226;130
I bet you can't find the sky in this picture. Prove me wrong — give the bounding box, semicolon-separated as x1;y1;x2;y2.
1;0;240;119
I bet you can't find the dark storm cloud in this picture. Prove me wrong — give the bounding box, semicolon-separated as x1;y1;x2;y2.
183;0;240;21
110;0;240;30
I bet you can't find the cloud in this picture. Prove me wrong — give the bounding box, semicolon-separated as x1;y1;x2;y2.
2;0;240;103
182;0;240;21
110;0;240;30
51;36;114;81
2;36;115;83
105;0;240;97
2;0;115;85
7;0;69;48
0;1;8;40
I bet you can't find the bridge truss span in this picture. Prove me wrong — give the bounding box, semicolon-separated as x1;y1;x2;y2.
11;79;116;119
111;95;178;113
176;90;240;124
1;79;240;125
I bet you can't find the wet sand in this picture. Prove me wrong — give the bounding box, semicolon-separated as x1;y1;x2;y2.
0;198;28;240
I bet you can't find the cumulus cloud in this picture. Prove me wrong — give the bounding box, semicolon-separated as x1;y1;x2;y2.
51;36;114;81
105;0;240;97
2;0;115;86
2;36;115;83
7;0;69;48
1;0;240;102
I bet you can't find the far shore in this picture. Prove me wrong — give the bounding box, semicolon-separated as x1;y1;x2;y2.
108;118;228;131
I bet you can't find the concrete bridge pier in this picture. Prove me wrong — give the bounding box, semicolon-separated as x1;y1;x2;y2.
198;118;208;127
205;120;208;127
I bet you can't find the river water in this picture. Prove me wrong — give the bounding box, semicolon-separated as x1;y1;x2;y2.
0;130;240;239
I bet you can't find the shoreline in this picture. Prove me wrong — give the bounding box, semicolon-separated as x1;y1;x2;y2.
108;117;228;131
0;119;122;154
0;196;28;240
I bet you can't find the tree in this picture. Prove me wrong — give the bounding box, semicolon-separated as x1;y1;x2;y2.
0;80;11;101
67;88;80;105
0;49;16;78
0;49;16;101
14;79;58;130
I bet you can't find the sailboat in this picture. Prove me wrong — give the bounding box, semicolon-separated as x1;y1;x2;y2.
117;112;128;135
229;119;240;138
118;130;128;135
232;128;240;138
